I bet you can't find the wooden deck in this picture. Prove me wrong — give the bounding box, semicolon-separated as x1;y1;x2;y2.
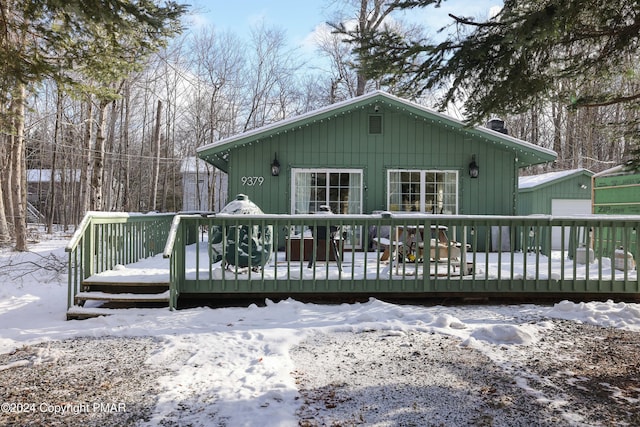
65;213;640;318
66;244;639;319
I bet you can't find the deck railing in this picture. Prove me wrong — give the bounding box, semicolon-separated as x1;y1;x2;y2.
163;213;640;309
65;211;174;309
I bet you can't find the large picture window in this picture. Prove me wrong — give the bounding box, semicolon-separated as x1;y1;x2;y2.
387;170;458;214
291;169;363;215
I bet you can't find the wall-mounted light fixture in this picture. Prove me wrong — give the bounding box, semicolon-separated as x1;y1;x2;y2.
469;155;479;178
271;153;281;176
579;184;587;189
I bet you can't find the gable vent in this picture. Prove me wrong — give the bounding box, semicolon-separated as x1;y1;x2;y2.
369;114;383;135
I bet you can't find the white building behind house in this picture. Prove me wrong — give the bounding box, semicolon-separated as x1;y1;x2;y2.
181;157;228;212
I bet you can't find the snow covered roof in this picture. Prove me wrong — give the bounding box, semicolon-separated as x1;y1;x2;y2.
593;165;639;178
518;168;593;190
197;91;557;172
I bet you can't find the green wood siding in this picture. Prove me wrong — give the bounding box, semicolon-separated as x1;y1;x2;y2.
228;105;519;216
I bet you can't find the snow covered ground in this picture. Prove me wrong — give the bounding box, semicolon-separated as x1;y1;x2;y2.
1;236;640;426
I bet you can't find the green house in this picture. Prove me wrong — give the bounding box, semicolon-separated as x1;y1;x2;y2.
197;91;556;217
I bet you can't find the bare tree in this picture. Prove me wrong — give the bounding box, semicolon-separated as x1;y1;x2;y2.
0;106;11;244
242;22;304;131
10;84;28;251
150;99;163;211
320;0;427;101
78;95;92;217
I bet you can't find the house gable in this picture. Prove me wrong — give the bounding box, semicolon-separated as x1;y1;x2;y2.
197;91;556;172
196;91;557;215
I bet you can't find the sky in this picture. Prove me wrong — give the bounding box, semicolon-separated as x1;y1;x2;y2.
1;236;639;425
184;0;503;64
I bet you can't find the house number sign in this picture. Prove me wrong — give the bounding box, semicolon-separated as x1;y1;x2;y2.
241;176;264;186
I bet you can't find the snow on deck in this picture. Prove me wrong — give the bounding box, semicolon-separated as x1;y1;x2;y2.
88;242;637;283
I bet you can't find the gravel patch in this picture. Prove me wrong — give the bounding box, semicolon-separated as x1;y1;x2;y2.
0;322;638;426
292;330;557;426
291;321;640;426
0;337;162;427
499;320;640;426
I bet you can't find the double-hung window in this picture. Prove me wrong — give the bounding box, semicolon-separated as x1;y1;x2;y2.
387;170;458;214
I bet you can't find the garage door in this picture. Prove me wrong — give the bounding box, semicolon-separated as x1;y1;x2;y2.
551;199;592;250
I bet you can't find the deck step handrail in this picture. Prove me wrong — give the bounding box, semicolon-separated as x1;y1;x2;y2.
65;211;174;309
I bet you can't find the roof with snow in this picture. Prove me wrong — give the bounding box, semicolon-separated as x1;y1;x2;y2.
593;165;639;178
519;168;594;190
197;91;557;172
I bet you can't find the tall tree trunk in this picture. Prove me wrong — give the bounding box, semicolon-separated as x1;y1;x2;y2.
552;101;563;167
104;99;119;210
583;107;595;169
78;95;92;220
161;100;173;212
0;181;9;245
354;0;399;96
530;108;539;146
0;124;11;244
122;82;131;211
355;0;369;96
150;99;162;211
11;83;27;251
90;99;110;211
137;88;150;211
565;110;576;169
47;87;62;233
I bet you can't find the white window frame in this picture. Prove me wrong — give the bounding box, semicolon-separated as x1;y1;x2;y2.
290;168;364;249
387;169;459;214
290;168;363;215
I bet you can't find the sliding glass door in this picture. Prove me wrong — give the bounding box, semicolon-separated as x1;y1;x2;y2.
292;169;363;214
291;169;363;248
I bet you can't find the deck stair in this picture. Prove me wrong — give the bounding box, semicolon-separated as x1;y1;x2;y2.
67;279;171;320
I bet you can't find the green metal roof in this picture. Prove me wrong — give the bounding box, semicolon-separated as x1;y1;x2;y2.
197;91;557;172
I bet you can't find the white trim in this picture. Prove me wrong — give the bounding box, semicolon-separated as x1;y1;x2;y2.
290;168;364;215
197;90;556;160
387;169;459;214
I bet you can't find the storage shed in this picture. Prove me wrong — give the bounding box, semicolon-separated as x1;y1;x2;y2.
518;168;594;251
518;169;593;216
196;91;556;218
